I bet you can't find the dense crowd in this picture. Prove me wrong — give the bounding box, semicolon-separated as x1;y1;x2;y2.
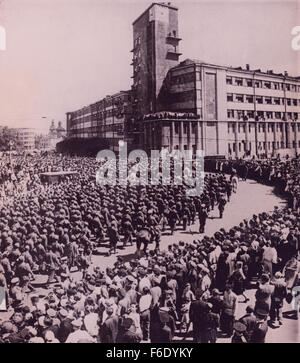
0;154;299;343
214;157;300;210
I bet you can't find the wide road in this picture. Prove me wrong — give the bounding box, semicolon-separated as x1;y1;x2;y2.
91;178;286;269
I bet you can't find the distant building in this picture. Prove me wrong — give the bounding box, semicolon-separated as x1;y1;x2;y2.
49;120;66;138
15;128;36;150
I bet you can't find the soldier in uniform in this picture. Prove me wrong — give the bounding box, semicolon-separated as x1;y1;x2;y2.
199;204;208;234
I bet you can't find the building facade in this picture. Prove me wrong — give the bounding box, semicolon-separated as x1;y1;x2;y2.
66;90;132;151
145;59;300;157
15;128;36;150
66;2;300;158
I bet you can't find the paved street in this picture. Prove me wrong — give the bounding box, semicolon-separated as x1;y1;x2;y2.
91;178;286;269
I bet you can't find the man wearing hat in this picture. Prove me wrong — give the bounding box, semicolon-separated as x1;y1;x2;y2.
198;204;208;234
239;305;257;342
231;322;247;343
65;319;95;343
255;274;274;317
117;317;141;343
189;289;210;343
99;306;119;343
250;309;269;343
57;309;73;343
269;272;287;326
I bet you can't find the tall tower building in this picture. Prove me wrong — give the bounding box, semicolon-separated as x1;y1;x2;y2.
131;2;181;118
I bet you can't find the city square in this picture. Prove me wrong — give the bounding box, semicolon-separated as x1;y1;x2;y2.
0;0;299;345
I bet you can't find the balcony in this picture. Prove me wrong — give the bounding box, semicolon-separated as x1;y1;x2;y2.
167;49;182;56
166;35;182;41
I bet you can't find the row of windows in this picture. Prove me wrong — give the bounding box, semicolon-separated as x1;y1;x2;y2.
70;123;124;133
228;121;300;133
228;140;300;154
227;109;299;120
226;76;299;91
227;93;300;106
71;97;130;118
71;109;126;125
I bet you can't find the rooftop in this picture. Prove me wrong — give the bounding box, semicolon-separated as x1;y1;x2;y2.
172;58;300;81
132;2;178;26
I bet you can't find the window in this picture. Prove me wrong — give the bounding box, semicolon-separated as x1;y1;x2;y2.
235;78;243;86
246;95;253;103
293;99;297;106
175;122;179;134
255;80;261;88
287;112;292;120
294;113;298;120
263;81;271;89
265;97;272;105
247;111;254;119
275;112;281;119
287;99;291;106
227;93;233;102
286;84;290;91
266;112;273;119
273;82;279;90
227;110;234;119
237;110;244;120
226;76;233;85
246;79;253;87
274;98;280;105
257;111;264;119
236;94;244;103
256;96;263;104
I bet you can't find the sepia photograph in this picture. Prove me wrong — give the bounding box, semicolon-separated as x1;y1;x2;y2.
0;0;299;347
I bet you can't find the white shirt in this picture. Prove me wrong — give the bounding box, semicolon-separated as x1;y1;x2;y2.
263;246;277;263
65;329;95;343
139;294;152;312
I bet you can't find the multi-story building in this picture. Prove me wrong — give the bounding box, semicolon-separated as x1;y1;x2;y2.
15;128;36;150
66;90;132;151
66;2;300;158
145;59;300;157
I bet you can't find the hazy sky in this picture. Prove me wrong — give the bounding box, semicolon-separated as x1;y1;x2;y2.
0;0;299;133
